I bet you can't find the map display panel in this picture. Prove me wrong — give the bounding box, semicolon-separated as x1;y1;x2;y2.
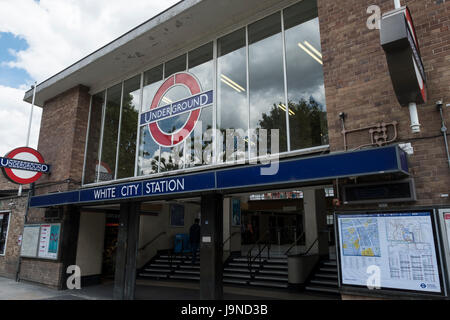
337;212;442;293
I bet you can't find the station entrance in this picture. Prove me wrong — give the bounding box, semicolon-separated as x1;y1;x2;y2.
72;185;338;299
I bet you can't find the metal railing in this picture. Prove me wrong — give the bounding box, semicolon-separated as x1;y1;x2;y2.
246;230;271;274
284;231;306;256
223;231;240;248
138;231;167;252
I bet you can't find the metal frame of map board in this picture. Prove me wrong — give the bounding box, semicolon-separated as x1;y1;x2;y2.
334;208;447;298
20;223;62;261
436;207;450;295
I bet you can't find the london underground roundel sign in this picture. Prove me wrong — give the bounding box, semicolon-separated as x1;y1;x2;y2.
0;147;50;184
139;72;214;147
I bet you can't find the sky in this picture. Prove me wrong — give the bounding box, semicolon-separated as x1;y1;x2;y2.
0;0;179;156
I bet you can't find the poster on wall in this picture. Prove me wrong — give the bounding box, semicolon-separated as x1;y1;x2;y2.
21;225;41;258
336;211;442;294
38;223;61;260
443;211;450;250
170;204;185;227
232;199;241;226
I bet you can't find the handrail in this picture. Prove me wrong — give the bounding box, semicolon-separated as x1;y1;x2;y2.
284;231;306;256
223;231;240;247
247;230;272;274
302;237;319;256
138;231;167;251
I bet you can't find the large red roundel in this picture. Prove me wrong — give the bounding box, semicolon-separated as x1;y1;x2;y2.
3;147;45;184
149;73;201;147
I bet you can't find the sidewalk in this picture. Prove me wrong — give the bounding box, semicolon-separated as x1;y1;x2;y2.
0;277;338;300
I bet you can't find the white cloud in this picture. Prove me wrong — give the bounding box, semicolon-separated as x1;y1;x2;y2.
0;85;42;156
0;0;179;154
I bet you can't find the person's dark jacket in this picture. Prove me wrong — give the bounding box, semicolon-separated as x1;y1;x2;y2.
189;223;200;245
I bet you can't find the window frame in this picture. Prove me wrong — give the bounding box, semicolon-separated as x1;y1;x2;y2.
0;211;11;256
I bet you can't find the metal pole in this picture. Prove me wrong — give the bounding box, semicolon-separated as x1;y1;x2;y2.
394;0;401;9
25;82;37;147
18;82;37;197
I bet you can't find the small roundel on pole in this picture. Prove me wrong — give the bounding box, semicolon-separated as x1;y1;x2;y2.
1;147;50;185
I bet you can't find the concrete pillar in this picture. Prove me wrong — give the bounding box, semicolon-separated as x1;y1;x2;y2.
200;193;223;300
303;189;328;256
59;205;81;290
114;202;140;300
223;198;231;254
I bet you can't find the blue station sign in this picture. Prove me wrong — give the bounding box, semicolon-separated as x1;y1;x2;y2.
29;145;409;208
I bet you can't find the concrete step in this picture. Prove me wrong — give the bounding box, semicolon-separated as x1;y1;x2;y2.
319;267;337;273
310;279;338;286
139;273;168;279
322;260;337;267
179;265;200;270
149;263;172;268
224;279;248;285
232;257;251;262
224;268;257;273
315;273;338;279
254;275;288;282
229;262;260;268
305;285;340;294
170;275;200;281
223;273;252;279
144;268;171;273
259;270;288;276
174;270;199;275
249;281;289;289
263;264;288;270
155;259;182;263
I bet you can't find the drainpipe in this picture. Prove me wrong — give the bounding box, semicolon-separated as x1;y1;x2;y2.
393;1;422;133
437;101;450;168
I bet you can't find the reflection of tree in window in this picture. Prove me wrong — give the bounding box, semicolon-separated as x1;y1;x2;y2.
259;97;328;151
100;83;121;181
117;88;139;179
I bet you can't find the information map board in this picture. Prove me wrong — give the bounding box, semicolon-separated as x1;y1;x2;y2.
20;223;61;260
336;211;443;294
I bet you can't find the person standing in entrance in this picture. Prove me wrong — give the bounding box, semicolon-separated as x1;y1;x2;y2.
189;218;201;264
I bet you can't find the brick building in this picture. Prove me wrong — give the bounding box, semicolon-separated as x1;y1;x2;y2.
0;0;448;299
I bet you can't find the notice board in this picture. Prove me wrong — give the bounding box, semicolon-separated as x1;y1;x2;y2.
336;211;443;294
20;223;61;260
20;225;41;258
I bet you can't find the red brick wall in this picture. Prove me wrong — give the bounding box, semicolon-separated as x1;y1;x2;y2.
317;0;450;207
19;85;90;288
0;196;27;279
35;85;91;195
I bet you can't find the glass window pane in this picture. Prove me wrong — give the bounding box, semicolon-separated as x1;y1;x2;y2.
142;64;163;113
138;126;160;176
117;75;140;179
84;91;104;184
217;28;248;162
284;1;328;150
248;13;287;154
139;66;163;176
186;42;214;167
165;54;186;78
99;83;122;182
